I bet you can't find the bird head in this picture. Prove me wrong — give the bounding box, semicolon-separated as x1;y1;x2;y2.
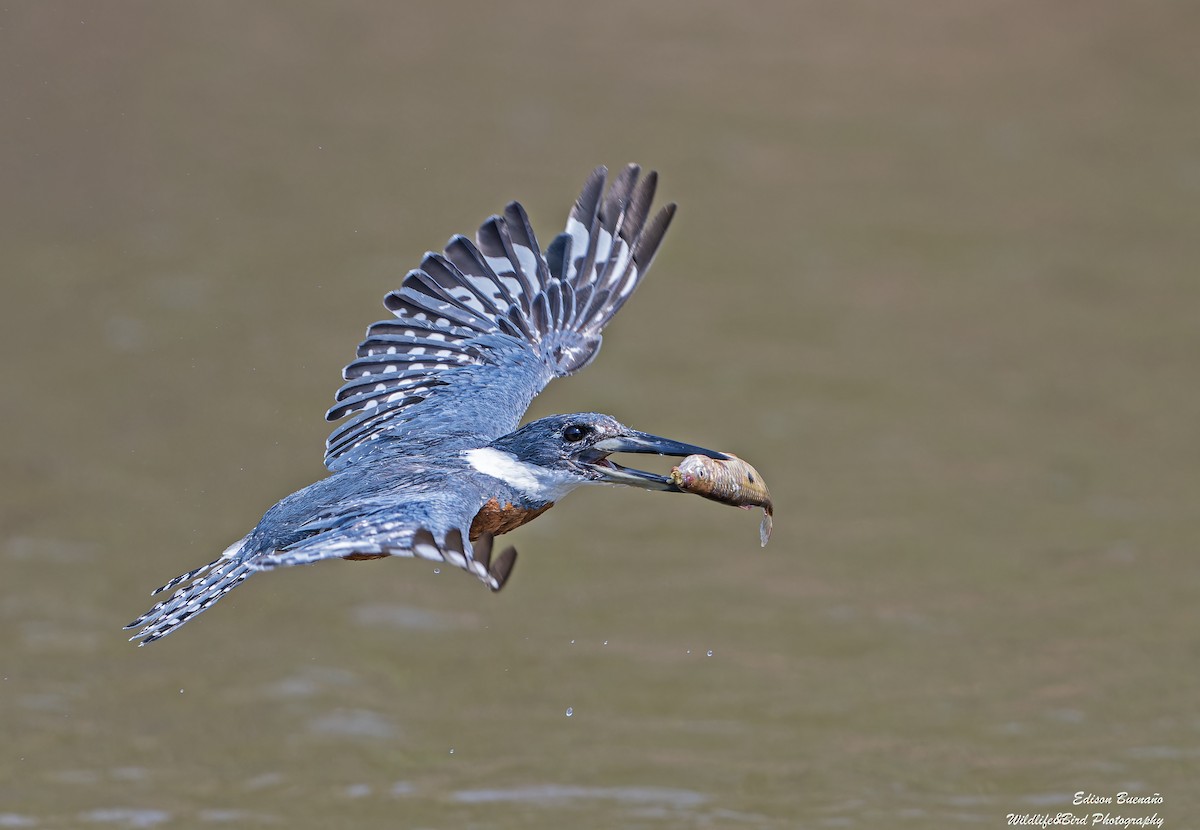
487;413;728;492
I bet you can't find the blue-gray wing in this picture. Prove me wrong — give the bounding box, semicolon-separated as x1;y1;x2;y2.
252;486;520;593
124;477;520;645
324;164;676;470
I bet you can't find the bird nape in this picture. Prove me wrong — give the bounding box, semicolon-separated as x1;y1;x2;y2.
126;164;766;646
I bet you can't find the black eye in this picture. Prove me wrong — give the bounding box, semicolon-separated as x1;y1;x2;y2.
563;424;589;442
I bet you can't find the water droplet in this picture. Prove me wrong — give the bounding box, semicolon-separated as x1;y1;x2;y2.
706;650;713;657
603;640;608;646
449;748;455;755
565;707;574;717
179;688;184;694
686;650;691;655
433;568;440;574
570;639;575;645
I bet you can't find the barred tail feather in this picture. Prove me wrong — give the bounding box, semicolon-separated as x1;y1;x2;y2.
125;538;254;646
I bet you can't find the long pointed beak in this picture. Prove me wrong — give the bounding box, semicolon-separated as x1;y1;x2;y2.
585;430;728;490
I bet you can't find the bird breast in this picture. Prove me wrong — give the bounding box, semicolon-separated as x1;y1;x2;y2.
469;498;554;540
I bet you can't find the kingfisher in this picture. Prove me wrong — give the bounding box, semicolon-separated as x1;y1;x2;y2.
126;164;731;645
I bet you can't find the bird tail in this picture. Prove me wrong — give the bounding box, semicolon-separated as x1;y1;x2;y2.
124;536;253;646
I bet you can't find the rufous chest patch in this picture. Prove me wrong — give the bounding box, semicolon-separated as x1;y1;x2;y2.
469;498;553;540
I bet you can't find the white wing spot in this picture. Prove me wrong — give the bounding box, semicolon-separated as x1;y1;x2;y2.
499;275;524;299
484;255;512;275
414;542;442;562
513;246;539;282
592;228;614;276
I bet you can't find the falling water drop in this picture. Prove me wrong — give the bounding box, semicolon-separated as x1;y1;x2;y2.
706;650;713;657
565;707;574;717
433;568;441;574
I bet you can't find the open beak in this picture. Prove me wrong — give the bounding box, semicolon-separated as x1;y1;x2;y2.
583;430;729;491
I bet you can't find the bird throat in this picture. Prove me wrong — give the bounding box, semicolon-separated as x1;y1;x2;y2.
462;446;582;501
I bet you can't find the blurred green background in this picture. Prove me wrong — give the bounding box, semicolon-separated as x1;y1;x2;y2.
3;2;1197;827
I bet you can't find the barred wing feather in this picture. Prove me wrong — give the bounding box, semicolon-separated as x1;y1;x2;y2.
324;164;676;470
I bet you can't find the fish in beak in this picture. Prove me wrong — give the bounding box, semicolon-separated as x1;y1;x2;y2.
582;429;729;490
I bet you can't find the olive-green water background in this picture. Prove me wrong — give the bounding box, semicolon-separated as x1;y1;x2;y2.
3;3;1197;827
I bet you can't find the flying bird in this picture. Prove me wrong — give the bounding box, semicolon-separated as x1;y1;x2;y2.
127;164;731;645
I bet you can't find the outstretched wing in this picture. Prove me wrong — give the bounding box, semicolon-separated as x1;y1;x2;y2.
324;164;676;470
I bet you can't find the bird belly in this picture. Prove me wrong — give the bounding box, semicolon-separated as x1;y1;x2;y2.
469;498;553;540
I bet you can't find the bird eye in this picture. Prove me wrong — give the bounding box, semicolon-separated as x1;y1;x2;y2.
563;424;589;442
